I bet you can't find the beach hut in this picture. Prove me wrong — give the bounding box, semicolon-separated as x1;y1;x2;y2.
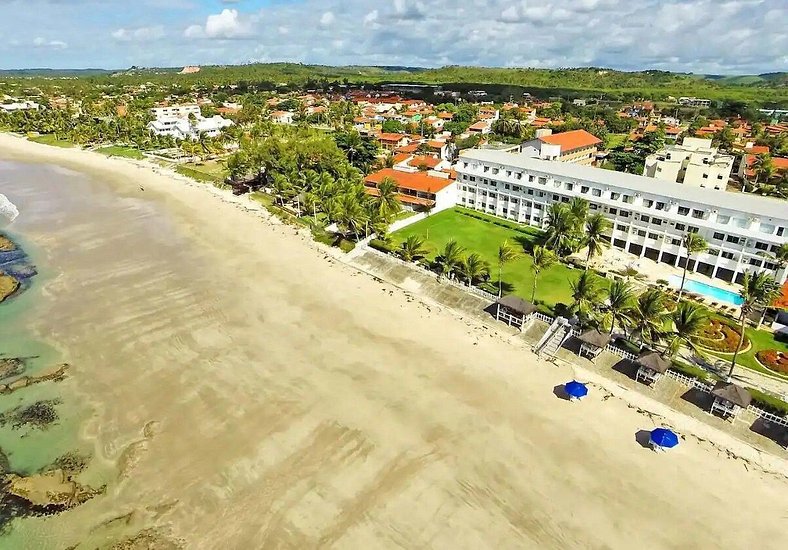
564;380;588;401
649;428;679;452
635;351;671;387
710;381;752;421
494;295;537;329
577;328;611;361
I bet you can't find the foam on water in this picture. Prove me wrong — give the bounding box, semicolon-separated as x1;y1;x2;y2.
0;193;19;225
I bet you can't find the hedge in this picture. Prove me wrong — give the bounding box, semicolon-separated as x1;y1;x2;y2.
370;239;395;254
748;388;788;417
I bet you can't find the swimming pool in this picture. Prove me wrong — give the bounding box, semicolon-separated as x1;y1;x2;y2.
668;275;743;306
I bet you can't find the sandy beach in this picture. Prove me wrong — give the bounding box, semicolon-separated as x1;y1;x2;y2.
1;133;787;549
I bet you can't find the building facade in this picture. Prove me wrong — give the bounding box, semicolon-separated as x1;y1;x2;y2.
364;168;456;213
150;104;201;120
643;137;733;190
521;129;601;165
455;149;788;285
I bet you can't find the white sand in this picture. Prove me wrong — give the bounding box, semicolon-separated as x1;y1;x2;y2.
1;133;787;549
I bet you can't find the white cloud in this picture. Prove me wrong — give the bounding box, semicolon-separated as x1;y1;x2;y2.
363;10;380;29
320;12;335;27
112;26;165;42
32;37;67;49
184;8;253;39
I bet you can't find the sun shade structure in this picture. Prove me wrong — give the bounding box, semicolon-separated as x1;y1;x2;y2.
577;328;612;361
710;381;752;421
649;428;679;451
635;350;672;387
494;295;537;329
564;380;588;401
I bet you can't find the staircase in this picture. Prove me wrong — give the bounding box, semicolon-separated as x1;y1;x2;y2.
534;317;570;359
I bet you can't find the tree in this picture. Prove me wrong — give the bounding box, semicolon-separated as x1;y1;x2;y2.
334;192;369;240
334;130;378;172
601;279;635;334
728;271;780;380
381;120;404;134
752;153;775;188
770;242;788;280
569;270;602;326
459;253;490;286
668;302;708;357
399;235;428;263
373;177;402;222
583;213;609;269
677;232;708;300
496;240;519;297
530;245;556;301
630;289;670;347
544;203;576;257
436;240;465;279
568;197;589;228
713;126;735;150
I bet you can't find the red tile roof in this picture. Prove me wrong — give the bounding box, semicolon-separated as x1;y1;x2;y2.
540;129;602;153
377;133;407;143
408;155;441;169
774;281;788;309
364;168;454;194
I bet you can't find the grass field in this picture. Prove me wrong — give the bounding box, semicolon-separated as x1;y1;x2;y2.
605;133;629;150
27;134;74;148
175;162;226;185
97;145;144;160
704;321;788;381
391;207;584;308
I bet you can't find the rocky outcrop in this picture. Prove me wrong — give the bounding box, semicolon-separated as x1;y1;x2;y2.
0;363;69;394
0;234;15;252
0;273;19;303
3;469;103;509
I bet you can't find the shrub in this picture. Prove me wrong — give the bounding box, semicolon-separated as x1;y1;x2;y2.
338;239;356;253
697;319;748;353
755;350;788;375
656;279;669;286
369;239;394;254
670;359;711;382
748;388;788;416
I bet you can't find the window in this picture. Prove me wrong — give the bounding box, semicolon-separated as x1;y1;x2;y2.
527;189;534;196
552;194;559;201
692;209;704;219
611;192;621;200
644;199;654;207
678;206;690;216
581;186;590;194
778;227;785;237
713;232;724;240
616;224;627;232
483;166;489;172
620;211;630;218
637;230;646;237
675;223;686;231
641;215;650;223
590;204;599;210
592;188;601;197
492;168;499;174
721;251;736;260
502;208;508;214
565;183;574;191
656;202;666;210
707;248;719;256
504;184;510;190
765;261;777;270
749;259;763;267
623;195;632;204
671;238;682;246
529;175;535;182
561;197;570;203
469;176;476;182
652;218;662;226
648;232;659;239
609;208;618;215
538;177;547;185
755;241;768;251
717;174;723;180
688;226;699;233
725;235;740;244
702;173;708;179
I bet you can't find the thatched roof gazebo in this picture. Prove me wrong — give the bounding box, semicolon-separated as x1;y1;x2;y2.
494;295;537;329
635;351;671;387
577;328;612;361
710;381;752;421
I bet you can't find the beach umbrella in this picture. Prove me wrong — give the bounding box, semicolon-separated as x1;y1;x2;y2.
649;428;679;451
564;380;588;400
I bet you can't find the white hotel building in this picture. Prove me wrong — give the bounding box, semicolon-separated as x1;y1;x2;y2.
456;149;788;285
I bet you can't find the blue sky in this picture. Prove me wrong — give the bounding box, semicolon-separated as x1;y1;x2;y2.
0;0;785;74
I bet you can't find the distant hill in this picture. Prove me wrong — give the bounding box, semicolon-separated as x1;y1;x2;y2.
703;72;788;87
0;68;115;77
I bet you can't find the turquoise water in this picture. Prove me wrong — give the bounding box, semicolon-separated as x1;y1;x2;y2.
669;275;744;306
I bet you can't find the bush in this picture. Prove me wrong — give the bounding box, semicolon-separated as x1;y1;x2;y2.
755;350;788;375
369;239;394;254
748;388;788;416
338;239;356;253
697;319;748;353
656;279;669;286
670;359;711;382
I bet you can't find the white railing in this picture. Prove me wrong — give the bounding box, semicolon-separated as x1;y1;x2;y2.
747;405;788;428
532;312;554;324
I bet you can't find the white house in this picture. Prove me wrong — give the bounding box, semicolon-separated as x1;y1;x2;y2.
150;104;201;120
147;115;232;141
0;100;40;113
455;149;788;285
643;137;733;190
270;110;295;125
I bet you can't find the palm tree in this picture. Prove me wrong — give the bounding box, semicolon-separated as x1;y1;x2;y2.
668;301;708;357
568;197;589;228
630;289;670;347
569;270;602;324
583;213;609;269
399;235;428;263
335;192;369;240
373;177;402;222
436;240;465;279
601;279;636;334
496;240;519;297
751;153;775;189
769;242;788;280
544;203;575;256
677;232;708;300
728;271;780;380
459;253;490;286
530;245;556;301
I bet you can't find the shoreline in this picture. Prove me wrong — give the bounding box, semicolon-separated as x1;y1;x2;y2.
2;132;787;547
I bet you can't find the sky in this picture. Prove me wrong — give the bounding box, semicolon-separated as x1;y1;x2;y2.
0;0;786;74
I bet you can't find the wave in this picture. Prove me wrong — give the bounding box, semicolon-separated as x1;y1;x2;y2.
0;193;19;225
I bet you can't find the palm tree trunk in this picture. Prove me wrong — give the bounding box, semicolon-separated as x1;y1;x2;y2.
498;264;503;297
585;247;592;271
677;255;690;300
531;274;538;302
727;311;747;381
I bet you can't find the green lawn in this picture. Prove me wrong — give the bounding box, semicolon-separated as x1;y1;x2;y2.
391;207;585;309
604;133;629;150
96;145;144;160
175;163;224;184
27;134;74;148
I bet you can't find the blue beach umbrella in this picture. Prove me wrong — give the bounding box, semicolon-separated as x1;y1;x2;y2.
564;380;588;400
649;428;679;450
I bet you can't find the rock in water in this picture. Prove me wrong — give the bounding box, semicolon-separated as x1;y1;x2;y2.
4;469;103;509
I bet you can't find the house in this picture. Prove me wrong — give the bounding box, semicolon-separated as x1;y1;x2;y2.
456;148;788;285
147;115;233;140
0;100;40;112
364;167;456;212
467;121;492;134
150;104;201;120
376;132;410;151
270;111;295;125
521;129;602;165
678;97;712;108
643;137;734;190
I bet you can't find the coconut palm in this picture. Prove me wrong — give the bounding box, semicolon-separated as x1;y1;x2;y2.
530;245;556;301
459;253;490;286
544;203;575;256
436;240;465;279
751;153;775;188
569;197;589;227
728;271;780;380
496;240;519;297
667;301;708;357
630;289;670;347
399;235;428;263
569;270;602;326
768;242;788;280
677;232;708;300
583;213;609;269
334;192;369;240
373;177;402;222
600;279;636;334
